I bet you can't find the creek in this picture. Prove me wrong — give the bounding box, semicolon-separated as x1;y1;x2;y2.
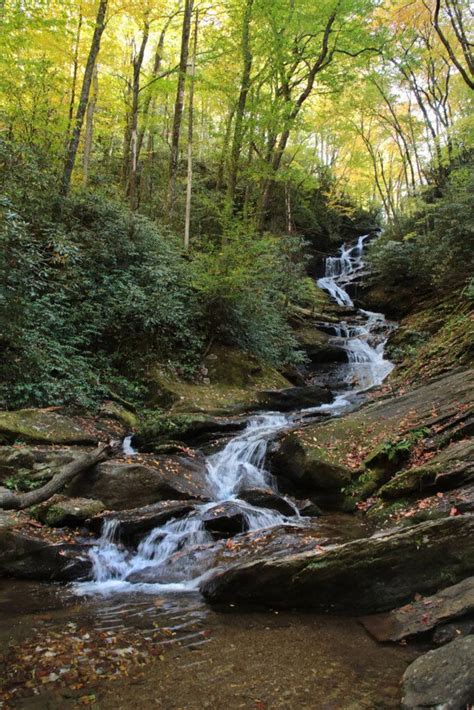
75;233;394;597
1;235;410;708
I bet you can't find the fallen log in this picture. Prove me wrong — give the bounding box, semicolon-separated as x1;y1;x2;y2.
0;443;118;510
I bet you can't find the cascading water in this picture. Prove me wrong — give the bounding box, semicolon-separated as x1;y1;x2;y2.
77;234;394;597
77;414;301;596
317;235;394;391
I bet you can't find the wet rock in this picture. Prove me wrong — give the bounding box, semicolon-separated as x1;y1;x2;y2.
86;500;196;541
33;495;105;527
238;488;297;516
401;636;474;710
296;499;323;517
0;528;91;582
67;455;209;509
0;409;98;445
202;502;248;536
133;413;246;450
360;576;474;642
201;514;474;613
254;385;332;412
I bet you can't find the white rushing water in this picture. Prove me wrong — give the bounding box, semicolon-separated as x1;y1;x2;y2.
317;235;394;391
76;234;394;597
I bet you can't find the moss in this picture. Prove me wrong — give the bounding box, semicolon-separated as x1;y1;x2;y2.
379;462;443;499
146;345;292;414
0;410;96;445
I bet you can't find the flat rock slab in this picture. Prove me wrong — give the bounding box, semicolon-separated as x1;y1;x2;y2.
360;576;474;642
0;410;98;445
201;514;474;613
401;635;474;709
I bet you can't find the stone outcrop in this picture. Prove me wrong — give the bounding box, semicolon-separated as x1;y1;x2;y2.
360;576;474;642
201;514;474;613
401;636;474;710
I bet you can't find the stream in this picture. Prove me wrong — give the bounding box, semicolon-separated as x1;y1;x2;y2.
75;234;394;597
1;235;412;708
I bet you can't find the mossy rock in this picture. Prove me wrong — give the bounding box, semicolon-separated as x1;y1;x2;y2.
379;439;474;500
32;495;105;527
146;346;292;415
0;410;97;445
99;400;138;431
134;412;245;450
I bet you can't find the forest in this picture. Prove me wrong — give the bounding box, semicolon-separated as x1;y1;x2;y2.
0;0;473;708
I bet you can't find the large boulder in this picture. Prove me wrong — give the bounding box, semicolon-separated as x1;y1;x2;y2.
401;636;474;710
270;432;353;495
67;456;209;509
294;326;347;364
379;439;474;500
201;514;474;613
360;576;474;642
146;345;292;414
0;409;98;445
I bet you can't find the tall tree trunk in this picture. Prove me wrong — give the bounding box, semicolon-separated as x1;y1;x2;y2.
227;0;254;211
66;8;83;144
60;0;108;197
166;0;194;218
128;20;150;210
82;65;98;186
184;10;199;250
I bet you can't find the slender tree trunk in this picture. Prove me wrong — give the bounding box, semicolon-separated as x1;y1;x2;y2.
227;0;254;211
184;10;199;250
83;65;98;186
167;0;194;218
66;8;83;144
60;0;108;197
216;107;235;191
128;20;150;210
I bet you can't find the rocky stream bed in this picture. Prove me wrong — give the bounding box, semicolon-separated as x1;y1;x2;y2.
1;236;473;709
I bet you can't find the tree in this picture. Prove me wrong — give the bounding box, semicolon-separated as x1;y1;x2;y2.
167;0;194;218
60;0;108;197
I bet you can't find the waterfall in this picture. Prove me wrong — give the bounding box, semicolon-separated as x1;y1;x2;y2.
76;233;394;597
317;235;394;391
